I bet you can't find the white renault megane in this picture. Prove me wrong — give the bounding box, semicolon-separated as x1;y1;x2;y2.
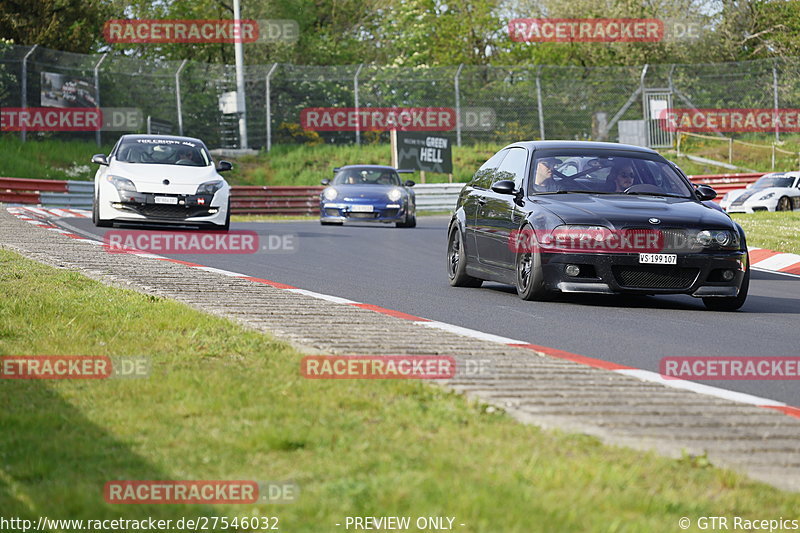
91;134;233;230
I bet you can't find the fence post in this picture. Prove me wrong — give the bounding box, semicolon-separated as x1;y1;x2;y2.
536;66;545;140
93;52;108;147
454;63;463;147
20;44;38;143
265;62;278;152
771;144;776;170
354;63;364;146
773;64;779;143
175;59;188;136
728;138;733;164
640;63;648;146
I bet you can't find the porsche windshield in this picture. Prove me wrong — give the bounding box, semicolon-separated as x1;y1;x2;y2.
333;168;401;186
530;154;694;198
115;140;211;167
753;175;795;188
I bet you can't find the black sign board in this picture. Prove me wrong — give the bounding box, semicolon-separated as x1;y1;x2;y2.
396;132;453;174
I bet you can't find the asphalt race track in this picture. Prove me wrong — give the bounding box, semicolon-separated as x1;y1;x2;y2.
61;215;800;407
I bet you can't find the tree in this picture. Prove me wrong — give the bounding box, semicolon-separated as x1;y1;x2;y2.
0;0;116;53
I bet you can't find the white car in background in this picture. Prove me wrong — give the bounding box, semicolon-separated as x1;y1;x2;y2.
720;172;800;213
91;134;233;230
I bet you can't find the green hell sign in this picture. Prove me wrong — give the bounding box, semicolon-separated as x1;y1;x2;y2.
396;132;453;174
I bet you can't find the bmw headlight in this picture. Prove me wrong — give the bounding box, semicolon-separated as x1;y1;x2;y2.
196;180;224;195
758;192;775;201
387;188;403;202
106;175;137;193
696;230;739;250
323;187;338;201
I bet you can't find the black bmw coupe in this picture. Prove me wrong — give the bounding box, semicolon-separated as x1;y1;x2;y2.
447;141;749;311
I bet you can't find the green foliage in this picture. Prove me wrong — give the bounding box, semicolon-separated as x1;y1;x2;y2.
0;0;116;53
275;122;323;145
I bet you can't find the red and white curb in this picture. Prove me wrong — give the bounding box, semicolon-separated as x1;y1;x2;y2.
749;246;800;277
5;205;800;420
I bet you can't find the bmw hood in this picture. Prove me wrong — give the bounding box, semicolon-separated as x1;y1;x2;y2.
533;194;735;230
108;161;225;193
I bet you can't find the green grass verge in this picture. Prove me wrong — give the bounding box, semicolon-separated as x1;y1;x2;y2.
1;249;799;531
0;135;115;180
731;212;800;255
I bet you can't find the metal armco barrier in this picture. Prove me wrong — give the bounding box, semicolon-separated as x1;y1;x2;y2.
689;173;763;200
231;186;323;215
0;173;767;214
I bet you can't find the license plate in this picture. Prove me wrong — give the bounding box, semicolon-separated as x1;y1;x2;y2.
154;196;178;205
350;205;373;213
639;253;677;265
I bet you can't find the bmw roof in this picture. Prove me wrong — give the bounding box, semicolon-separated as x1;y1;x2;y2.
507;140;659;154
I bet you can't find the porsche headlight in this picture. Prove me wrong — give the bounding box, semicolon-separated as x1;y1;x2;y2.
696;230;739;249
758;192;775;201
387;188;403;202
106;175;137;193
196;180;224;195
323;187;338;201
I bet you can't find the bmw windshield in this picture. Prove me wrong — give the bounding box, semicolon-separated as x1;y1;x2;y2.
530;153;694;198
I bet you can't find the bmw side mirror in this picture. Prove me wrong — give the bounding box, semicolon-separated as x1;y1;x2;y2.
321;178;331;186
404;180;415;187
695;184;717;201
217;160;233;172
92;154;108;166
491;179;516;195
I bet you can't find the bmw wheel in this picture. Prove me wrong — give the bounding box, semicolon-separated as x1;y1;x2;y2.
703;260;749;311
514;226;549;301
447;225;482;288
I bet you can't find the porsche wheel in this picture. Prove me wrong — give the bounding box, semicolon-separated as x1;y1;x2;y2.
777;196;792;212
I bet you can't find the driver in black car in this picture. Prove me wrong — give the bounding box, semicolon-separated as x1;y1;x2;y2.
531;157;562;192
606;163;636;192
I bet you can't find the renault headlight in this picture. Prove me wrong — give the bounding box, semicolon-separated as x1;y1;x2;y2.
196;180;224;195
106;175;137;193
387;188;403;202
323;187;338;201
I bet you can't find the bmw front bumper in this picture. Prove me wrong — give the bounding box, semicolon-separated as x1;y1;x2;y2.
540;251;747;298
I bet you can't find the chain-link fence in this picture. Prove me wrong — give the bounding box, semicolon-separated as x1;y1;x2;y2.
3;44;800;150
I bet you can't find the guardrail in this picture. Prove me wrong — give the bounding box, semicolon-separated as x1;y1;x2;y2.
0;173;766;214
231;186;323;215
688;173;762;200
